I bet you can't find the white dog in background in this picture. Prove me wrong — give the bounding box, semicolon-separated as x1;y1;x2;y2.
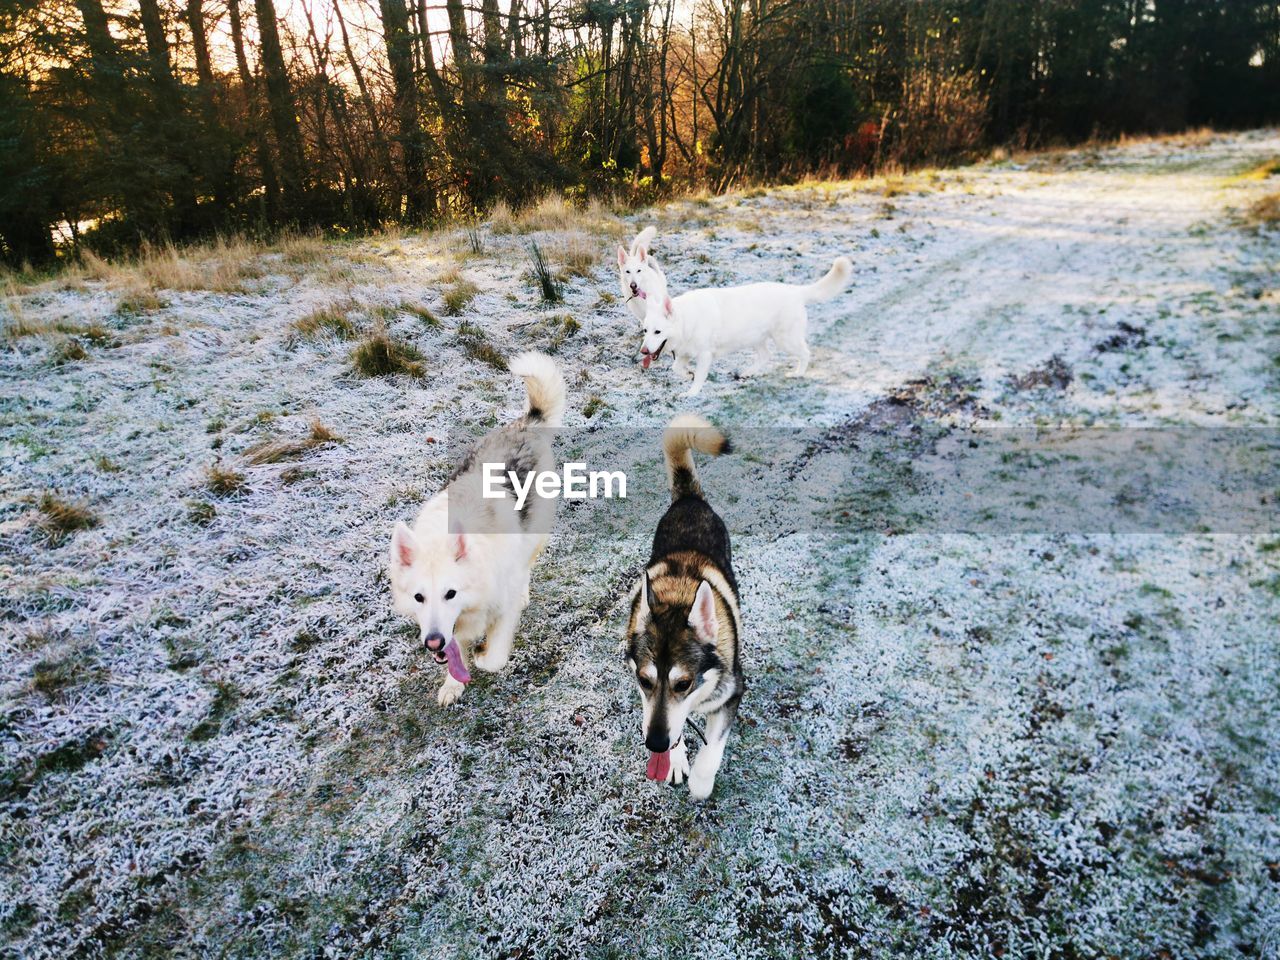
637;256;853;397
617;226;662;322
388;353;566;707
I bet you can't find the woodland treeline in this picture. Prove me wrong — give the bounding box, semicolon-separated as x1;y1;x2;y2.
1;0;1278;263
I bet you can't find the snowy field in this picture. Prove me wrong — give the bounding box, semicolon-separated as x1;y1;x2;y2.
2;130;1279;958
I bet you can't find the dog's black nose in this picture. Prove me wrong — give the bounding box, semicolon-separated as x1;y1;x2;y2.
424;632;446;652
645;731;670;753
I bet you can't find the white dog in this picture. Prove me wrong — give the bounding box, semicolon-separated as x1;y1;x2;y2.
388;352;566;707
617;226;662;322
638;256;853;397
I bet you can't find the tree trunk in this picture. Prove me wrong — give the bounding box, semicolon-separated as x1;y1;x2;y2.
334;0;394;175
228;0;281;221
379;0;436;221
137;0;176;88
253;0;309;213
186;0;215;90
185;0;234;214
74;0;121;84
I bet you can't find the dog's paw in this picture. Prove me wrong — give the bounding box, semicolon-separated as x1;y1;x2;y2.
472;645;509;672
665;742;689;786
437;675;466;707
687;767;716;800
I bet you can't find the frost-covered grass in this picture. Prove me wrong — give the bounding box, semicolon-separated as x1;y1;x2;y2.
2;130;1279;959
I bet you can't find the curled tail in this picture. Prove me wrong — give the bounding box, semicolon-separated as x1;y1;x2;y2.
509;352;566;427
631;225;657;256
802;256;854;304
662;414;731;501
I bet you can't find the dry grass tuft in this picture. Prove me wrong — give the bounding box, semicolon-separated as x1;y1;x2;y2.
307;420;340;444
37;493;99;543
400;301;439;327
554;237;598;278
116;282;166;315
443;277;480;315
3;293;120;344
77;237;263;296
187;499;217;526
51;337;88;365
352;330;426;378
463;339;506;370
456;322;506;370
291;300;359;341
277;229;330;264
487;194;625;238
243;420;342;465
520;194;576;232
530;313;579;353
489;199;518;234
206;463;248;496
1245;193;1280;227
78;248;120;283
2;293;38;338
31;641;108;700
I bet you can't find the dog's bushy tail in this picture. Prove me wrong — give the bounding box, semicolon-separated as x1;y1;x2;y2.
631;225;657;255
509;352;567;427
802;256;854;303
662;414;730;501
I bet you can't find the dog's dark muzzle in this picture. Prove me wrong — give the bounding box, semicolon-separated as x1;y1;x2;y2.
424;632;447;659
646;731;679;753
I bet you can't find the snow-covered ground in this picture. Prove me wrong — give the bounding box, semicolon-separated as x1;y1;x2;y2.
2;129;1278;958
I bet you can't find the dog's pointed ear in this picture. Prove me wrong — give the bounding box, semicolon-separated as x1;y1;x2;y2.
617;244;627;267
390;521;417;569
637;572;656;619
637;246;646;262
664;295;675;317
448;518;467;561
688;580;718;642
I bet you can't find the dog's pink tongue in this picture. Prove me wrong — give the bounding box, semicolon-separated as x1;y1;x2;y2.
641;353;652;370
646;750;671;781
443;642;470;684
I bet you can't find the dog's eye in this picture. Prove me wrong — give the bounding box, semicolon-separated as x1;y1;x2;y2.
654;330;661;335
444;589;456;600
672;678;692;694
413;593;424;604
637;675;654;691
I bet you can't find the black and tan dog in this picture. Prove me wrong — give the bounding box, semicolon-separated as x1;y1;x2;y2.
625;415;744;799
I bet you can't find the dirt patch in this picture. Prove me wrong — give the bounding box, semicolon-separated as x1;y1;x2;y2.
1093;321;1149;353
1007;354;1073;391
